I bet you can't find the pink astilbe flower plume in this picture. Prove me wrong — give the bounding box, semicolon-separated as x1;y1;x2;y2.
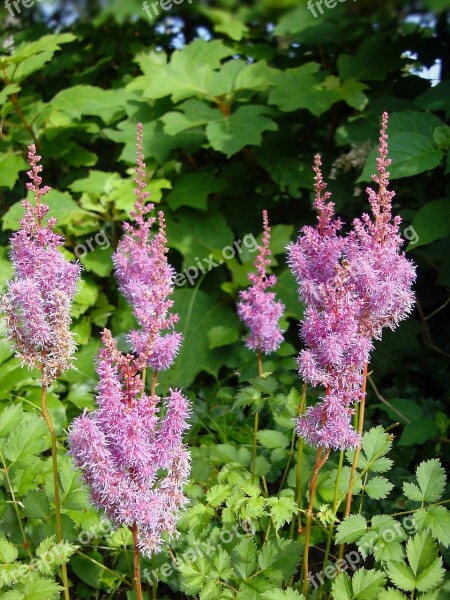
288;115;415;451
238;210;284;354
1;145;81;387
69;124;190;558
113;123;181;371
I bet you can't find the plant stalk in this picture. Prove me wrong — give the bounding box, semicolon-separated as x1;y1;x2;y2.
338;362;368;564
132;523;143;600
303;447;330;599
252;350;263;477
40;385;70;600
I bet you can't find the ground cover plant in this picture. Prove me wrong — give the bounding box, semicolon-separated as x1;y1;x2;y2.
0;1;449;599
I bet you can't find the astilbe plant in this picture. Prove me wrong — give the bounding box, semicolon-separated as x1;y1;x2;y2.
1;145;81;600
69;124;191;600
237;209;284;476
288;113;416;598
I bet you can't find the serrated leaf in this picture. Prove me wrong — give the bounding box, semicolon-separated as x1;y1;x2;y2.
331;572;352;600
378;590;409;600
403;459;446;503
3;414;50;467
0;536;18;563
266;496;297;531
351;568;386;600
257;430;290;450
262;588;305;599
232;537;258;579
414;506;450;545
22;576;62;599
336;514;367;544
386;562;416;592
0;404;23;438
258;539;302;583
206;484;231;508
365;476;394;500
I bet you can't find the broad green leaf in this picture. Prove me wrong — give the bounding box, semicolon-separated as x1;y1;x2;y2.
262;589;305;599
50;85;125;123
386;562;416;592
23;490;51;520
407;199;450;249
3;414;50;467
359;133;442;180
22;577;62;599
79;246;114;277
206;106;277;157
208;325;239;349
167;171;228;211
398;420;438;446
347;426;392;473
378;590;409;600
0;154;28;189
336;515;368;544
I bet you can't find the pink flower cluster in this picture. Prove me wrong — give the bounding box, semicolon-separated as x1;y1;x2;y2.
69;331;190;556
113;124;181;372
1;145;81;387
69;124;190;556
238;210;284;354
288;113;416;450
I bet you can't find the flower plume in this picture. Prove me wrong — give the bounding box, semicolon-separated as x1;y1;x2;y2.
288;114;415;450
1;145;81;387
238;210;284;354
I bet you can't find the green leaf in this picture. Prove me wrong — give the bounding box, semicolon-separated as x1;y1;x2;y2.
0;154;28;189
79;246;114;277
0;536;18;563
23;490;51;520
407;199;450;249
3;414;50;467
206;484;231;507
398;420;438;446
206;106;277;157
261;589;305;599
336;515;368;544
407;530;444;591
414;505;450;546
347;426;392;473
258;539;302;583
331;572;353;600
231;537;258;579
351;569;386;600
386;562;416;592
50;85;125;123
266;496;297;531
257;430;290;450
22;577;62;599
167;171;228;211
208;325;238;349
378;590;409;600
359;133;442;181
403;459;446;503
0;404;23;438
365;476;393;500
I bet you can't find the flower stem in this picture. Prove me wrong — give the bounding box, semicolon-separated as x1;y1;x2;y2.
252;351;263;478
151;371;158;396
292;384;306;541
131;523;143;600
338;362;368;564
318;449;344;600
40;384;70;600
303;447;330;599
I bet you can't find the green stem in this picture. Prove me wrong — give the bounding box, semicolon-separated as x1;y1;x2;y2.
293;384;306;541
338;362;368;565
303;448;330;600
40;385;70;600
318;450;344;600
252;351;263;478
0;448;32;559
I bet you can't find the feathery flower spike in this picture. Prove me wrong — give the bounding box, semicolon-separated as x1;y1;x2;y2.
1;145;81;387
238;210;284;354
